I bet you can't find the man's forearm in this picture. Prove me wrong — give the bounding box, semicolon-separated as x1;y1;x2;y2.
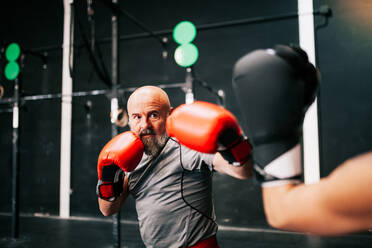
98;194;126;216
262;152;372;235
262;182;332;234
213;153;253;180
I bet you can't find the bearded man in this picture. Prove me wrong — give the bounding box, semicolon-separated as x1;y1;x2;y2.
96;85;252;248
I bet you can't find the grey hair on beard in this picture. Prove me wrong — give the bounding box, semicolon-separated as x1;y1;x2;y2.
142;132;169;158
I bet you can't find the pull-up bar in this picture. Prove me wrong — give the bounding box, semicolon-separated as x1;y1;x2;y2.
29;6;331;54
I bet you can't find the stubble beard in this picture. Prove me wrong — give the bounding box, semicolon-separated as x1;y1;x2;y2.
141;132;169;158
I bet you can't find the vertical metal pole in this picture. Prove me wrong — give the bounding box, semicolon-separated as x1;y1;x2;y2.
11;78;20;238
111;1;120;247
60;0;74;218
298;0;320;184
185;67;194;104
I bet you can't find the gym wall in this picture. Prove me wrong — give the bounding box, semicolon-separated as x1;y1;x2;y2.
0;0;371;230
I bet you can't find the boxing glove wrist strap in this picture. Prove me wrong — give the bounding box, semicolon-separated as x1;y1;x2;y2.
96;165;125;202
219;137;252;166
253;144;302;187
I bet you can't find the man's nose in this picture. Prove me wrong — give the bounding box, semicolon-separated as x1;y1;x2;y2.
139;117;151;130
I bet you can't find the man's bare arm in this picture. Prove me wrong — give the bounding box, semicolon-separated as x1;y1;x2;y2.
213;152;253;180
262;151;372;235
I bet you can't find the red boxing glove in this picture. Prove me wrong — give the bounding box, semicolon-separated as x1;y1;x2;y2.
97;131;144;201
166;101;251;166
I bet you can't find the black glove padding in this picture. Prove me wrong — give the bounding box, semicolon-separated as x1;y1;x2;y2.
232;45;319;182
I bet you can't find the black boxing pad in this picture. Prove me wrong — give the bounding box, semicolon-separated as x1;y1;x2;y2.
232;45;318;170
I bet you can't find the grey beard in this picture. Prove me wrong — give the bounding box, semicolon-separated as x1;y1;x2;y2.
142;133;169;158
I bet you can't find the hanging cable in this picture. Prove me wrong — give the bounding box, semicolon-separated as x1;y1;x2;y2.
97;0;167;49
74;3;112;86
170;137;217;227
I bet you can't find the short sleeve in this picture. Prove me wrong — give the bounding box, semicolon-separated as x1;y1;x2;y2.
180;144;215;171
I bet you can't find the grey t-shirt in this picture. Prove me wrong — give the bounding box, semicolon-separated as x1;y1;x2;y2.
127;138;217;248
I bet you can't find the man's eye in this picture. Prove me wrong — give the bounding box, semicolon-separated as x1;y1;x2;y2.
150;113;159;119
133;115;141;120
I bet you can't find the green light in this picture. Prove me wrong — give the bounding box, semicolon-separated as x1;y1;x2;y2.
5;43;21;61
173;21;197;45
5;61;20;80
174;43;199;67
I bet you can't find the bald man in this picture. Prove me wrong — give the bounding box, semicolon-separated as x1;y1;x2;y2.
97;86;252;248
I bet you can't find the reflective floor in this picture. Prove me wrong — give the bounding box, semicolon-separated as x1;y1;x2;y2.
1;214;371;248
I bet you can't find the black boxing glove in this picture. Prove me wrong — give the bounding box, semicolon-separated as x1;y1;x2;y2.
232;45;319;186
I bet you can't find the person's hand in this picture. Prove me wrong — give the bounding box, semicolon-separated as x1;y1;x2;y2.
167;101;251;166
96;131;144;201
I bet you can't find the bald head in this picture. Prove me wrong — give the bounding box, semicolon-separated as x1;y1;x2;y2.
127;86;171;115
127;86;171;157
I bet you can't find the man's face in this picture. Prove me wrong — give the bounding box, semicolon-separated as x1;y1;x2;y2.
128;95;169;157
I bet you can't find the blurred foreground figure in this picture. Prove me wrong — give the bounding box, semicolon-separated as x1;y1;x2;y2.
233;44;372;235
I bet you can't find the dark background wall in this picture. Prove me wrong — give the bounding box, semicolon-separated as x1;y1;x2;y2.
314;0;372;176
0;0;371;230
